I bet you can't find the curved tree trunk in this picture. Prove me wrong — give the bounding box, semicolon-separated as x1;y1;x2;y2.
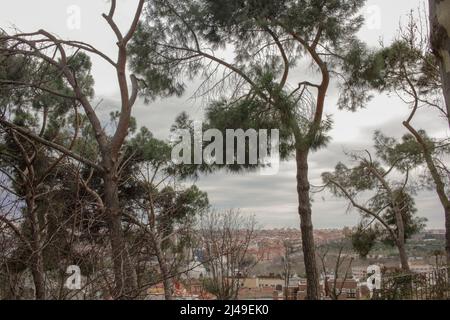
296;149;320;300
404;120;450;272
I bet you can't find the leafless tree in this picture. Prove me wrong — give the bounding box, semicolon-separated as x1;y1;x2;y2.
199;209;256;300
318;243;354;300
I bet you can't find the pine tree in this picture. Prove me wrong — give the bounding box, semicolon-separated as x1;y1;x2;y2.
130;0;376;299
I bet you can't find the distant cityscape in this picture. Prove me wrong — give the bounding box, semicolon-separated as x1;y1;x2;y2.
147;229;447;300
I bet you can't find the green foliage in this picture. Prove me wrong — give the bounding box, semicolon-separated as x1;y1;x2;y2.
373;40;440;94
205;98;295;161
360;12;442;100
337;39;386;111
373;130;450;189
322;133;427;247
128;0;374;178
128;22;191;102
119;124;210;255
322;160;380;199
155;185;209;240
351;225;378;259
374;190;427;246
128;126;172;165
198;0;366;47
0;50;107;279
374;131;426;172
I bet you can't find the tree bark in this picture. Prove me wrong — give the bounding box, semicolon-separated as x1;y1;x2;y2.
30;251;46;300
445;207;450;269
404;120;450;270
27;195;46;300
103;169;137;299
295;149;320;300
391;200;410;272
429;0;450;126
396;238;410;273
153;238;173;300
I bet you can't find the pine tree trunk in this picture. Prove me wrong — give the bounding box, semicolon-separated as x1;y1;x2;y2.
431;0;450;271
30;253;46;300
396;238;410;273
429;0;450;127
157;251;173;300
445;206;450;270
404;116;450;276
295;149;320;300
153;236;173;300
392;206;410;272
104;170;137;299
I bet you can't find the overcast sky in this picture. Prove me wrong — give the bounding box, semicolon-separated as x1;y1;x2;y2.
1;0;447;229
